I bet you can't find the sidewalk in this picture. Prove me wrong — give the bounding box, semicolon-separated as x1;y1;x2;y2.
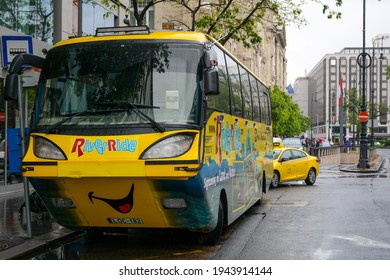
0;181;77;259
339;154;384;173
0;155;384;260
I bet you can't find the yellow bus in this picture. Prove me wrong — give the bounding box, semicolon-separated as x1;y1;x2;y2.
5;26;273;244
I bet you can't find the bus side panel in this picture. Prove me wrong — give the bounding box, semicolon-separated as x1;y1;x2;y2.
203;112;272;225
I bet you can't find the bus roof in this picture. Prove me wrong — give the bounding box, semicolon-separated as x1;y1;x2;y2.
53;31;210;48
50;27;269;89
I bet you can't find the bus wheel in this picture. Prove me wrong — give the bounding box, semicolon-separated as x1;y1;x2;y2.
197;200;224;245
85;229;104;243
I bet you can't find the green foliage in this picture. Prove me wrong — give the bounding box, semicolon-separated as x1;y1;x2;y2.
386;65;390;80
379;140;390;147
270;85;310;137
0;0;54;43
100;0;343;49
344;87;390;135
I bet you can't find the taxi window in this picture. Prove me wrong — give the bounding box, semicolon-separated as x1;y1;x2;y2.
291;150;306;159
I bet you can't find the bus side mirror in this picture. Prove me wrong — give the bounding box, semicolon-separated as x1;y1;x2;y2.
4;74;20;101
204;68;219;96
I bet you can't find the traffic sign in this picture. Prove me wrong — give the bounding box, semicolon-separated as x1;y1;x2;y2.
1;35;33;67
358;111;369;122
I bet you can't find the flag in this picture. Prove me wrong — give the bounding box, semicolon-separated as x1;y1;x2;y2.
286;84;294;94
338;77;344;106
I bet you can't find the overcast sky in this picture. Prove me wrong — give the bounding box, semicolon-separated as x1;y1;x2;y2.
285;0;390;86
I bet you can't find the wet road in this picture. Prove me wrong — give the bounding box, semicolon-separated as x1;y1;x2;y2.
3;149;390;260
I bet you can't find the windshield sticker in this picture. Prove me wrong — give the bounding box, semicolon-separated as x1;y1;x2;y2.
71;137;138;157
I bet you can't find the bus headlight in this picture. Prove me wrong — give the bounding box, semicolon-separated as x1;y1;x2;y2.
141;134;194;159
34;136;66;160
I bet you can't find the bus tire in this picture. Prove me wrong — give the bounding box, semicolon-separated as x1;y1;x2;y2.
197;200;224;245
85;228;104;243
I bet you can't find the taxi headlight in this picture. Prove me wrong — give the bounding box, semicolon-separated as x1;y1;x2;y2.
141;134;194;159
34;136;66;160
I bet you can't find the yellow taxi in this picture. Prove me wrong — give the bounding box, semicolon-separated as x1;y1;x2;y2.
273;137;284;148
271;147;319;188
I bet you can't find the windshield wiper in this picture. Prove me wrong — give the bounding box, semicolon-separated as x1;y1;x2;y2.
45;110;101;133
126;103;165;133
91;102;165;133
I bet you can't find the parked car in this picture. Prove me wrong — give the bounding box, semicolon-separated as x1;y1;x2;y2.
271;147;319;187
282;137;304;150
273;137;284;148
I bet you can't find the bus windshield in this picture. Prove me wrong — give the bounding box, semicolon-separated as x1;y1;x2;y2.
32;40;203;131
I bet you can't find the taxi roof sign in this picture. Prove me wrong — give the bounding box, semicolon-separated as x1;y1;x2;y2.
1;35;33;67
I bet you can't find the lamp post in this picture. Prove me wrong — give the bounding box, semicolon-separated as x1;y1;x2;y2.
357;0;370;168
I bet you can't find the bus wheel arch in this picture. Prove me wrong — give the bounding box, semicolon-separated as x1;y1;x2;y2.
197;191;226;245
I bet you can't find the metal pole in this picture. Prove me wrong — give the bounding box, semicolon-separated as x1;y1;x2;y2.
370;41;375;147
4;101;8;185
358;0;369;168
17;76;32;238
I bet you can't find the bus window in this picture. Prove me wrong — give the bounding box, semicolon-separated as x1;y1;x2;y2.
207;45;230;116
249;74;260;122
226;55;242;118
239;65;252;120
257;81;266;124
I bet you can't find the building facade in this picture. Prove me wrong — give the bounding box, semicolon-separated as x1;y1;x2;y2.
0;0;287;85
294;35;390;144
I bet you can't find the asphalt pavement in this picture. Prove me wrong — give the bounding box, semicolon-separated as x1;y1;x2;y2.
0;155;384;260
0;181;77;259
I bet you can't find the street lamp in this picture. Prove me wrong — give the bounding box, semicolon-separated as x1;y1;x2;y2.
357;0;370;168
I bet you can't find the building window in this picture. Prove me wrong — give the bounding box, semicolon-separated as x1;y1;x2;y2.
82;0;117;36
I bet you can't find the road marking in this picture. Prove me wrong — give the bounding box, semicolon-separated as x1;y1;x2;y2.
332;235;390;249
266;201;308;207
313;248;339;260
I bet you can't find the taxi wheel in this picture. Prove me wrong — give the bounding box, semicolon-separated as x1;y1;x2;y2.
305;168;317;185
270;171;280;188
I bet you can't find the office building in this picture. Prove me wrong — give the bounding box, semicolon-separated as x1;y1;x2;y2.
293;34;390;144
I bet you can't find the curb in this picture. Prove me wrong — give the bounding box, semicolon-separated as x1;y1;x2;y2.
340;155;384;173
1;228;81;260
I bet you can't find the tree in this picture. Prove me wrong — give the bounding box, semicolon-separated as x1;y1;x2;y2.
270;85;310;137
344;87;390;143
0;0;54;43
101;0;342;48
343;88;361;143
